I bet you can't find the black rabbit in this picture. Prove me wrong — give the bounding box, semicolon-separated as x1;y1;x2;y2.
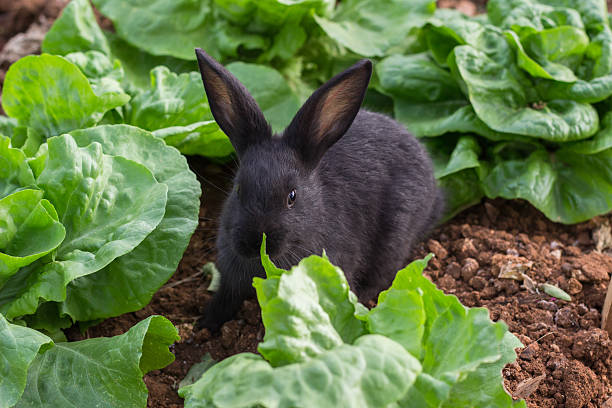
195;48;444;331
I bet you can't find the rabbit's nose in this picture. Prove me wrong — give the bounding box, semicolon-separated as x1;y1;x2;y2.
236;227;266;258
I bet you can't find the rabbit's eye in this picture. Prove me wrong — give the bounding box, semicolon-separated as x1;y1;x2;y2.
286;189;296;208
235;184;240;196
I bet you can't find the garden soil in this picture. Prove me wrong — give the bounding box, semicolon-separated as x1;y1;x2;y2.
1;1;612;407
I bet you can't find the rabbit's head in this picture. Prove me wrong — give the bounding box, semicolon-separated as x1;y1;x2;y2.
196;49;371;260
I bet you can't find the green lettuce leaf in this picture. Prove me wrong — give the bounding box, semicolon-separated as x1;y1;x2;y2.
1;55;126;139
91;0;266;61
60;125;200;321
0;190;65;286
505;28;587;83
536;73;612;102
425;135;481;179
488;0;584;34
8;127;45;159
423;134;484;220
126;67;213;131
152;121;233;158
560;111;612;154
0;117;17;139
0;137;35;199
180;335;421;408
123;67;232;157
261;23;308;61
440;332;526;407
520;25;588;73
0;314;52;408
543;0;612;79
64;51;131;111
382;0;612;223
90;0;211;60
482;146;612;223
488;0;612;79
7;315;178;408
367;289;425;357
91;0;333;62
36;134;167;282
214;0;333;27
376;53;464;103
376;54;531;142
255;243;367;366
106;32;197;90
42;0;198;89
313;0;435;57
41;0;110;56
424;8;502;65
450;45;599;141
127;62;299;156
423;135;486;220
372;257;523;407
438;170;484;222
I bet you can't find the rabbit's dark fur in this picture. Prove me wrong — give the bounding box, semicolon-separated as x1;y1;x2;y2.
195;49;444;331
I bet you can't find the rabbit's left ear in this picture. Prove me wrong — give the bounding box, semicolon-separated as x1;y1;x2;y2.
283;59;372;167
195;48;271;157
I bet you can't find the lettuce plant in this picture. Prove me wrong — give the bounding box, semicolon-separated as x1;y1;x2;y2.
0;64;197;408
376;0;612;223
313;0;436;57
1;314;179;408
0;125;199;329
89;0;334;62
179;240;525;407
0;61;200;393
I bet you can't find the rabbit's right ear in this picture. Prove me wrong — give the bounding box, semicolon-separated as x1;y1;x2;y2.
195;48;271;156
283;59;372;167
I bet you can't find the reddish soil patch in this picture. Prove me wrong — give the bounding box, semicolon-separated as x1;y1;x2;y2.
0;1;68;77
414;200;612;408
0;0;63;50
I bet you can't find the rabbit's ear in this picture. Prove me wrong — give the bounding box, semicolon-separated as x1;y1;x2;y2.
195;48;271;156
284;59;372;166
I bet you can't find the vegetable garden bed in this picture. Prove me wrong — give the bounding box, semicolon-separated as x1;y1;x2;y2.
66;160;612;408
1;0;611;407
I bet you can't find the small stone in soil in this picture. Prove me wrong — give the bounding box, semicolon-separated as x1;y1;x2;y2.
469;276;486;291
461;258;479;280
446;261;461;279
536;300;558;312
555;307;579;329
520;342;540;361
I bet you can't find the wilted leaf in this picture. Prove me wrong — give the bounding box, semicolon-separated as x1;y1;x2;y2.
594;220;612;253
203;263;221;292
540;283;571;301
498;261;534;280
514;374;546;399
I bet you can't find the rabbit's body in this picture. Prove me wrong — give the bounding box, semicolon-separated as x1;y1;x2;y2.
195;50;443;331
298;109;439;299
